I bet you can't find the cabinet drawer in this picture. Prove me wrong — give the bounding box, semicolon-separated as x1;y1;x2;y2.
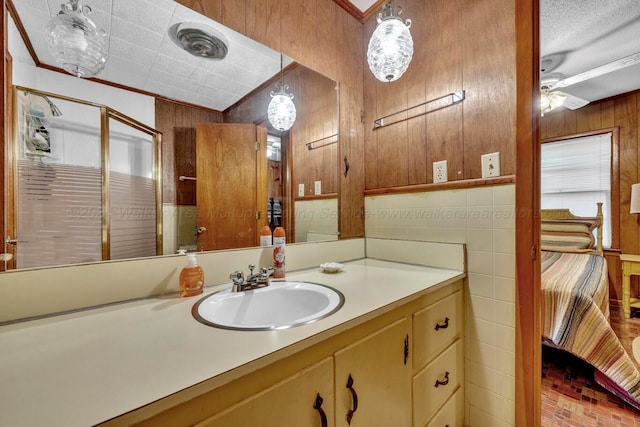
197;358;334;427
425;387;464;427
413;291;463;370
412;339;463;427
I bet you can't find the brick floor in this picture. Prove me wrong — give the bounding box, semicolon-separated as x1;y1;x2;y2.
541;304;640;426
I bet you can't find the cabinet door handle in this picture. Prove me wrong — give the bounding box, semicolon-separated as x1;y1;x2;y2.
313;393;328;427
434;371;450;387
404;334;409;365
435;317;450;331
346;374;359;425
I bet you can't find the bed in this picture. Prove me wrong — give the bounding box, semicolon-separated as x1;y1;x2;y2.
541;203;640;409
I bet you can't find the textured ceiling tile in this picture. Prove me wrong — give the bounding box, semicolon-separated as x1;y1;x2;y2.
111;0;173;35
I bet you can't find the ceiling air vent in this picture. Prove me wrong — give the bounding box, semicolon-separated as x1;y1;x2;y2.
169;22;228;60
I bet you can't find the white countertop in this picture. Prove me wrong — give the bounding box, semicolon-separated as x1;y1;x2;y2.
0;258;464;427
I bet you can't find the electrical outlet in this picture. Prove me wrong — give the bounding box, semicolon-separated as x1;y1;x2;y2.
481;152;501;178
298;183;305;197
314;181;322;195
433;160;448;183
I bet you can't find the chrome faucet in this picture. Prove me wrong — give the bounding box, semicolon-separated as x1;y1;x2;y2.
230;264;274;292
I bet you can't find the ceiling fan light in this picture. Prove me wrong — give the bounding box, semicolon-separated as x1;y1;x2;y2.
367;1;413;82
45;0;107;78
540;90;566;115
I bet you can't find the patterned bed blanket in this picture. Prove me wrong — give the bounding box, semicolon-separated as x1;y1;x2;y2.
542;250;640;408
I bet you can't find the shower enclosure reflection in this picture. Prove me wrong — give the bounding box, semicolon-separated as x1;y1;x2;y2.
9;88;162;269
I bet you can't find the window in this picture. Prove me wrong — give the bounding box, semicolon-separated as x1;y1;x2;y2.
541;132;612;248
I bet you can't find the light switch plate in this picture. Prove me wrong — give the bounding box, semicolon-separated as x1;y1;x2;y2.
433;160;448;183
481;152;500;178
314;181;322;195
298;183;305;197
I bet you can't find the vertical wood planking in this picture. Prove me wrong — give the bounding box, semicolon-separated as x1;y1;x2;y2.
363;17;379;190
280;0;317;73
375;73;408;187
246;0;281;52
222;0;246;34
362;0;515;187
404;0;427;185
155;99;223;206
339;85;365;239
461;0;516;178
157;99;177;205
178;0;223;22
425;0;463;182
616;94;638;255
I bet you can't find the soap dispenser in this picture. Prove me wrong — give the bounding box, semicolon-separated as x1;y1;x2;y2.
180;253;204;297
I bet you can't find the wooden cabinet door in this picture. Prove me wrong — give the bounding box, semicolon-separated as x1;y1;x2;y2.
197;357;334;427
195;123;267;250
334;318;412;427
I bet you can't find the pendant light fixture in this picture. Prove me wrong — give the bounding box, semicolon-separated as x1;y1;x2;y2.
46;0;108;78
367;0;414;83
267;55;296;132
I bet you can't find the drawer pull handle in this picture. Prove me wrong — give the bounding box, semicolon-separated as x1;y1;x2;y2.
434;371;450;387
313;393;328;427
346;374;359;424
435;317;450;331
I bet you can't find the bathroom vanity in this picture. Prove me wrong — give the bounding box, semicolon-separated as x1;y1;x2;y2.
0;254;464;427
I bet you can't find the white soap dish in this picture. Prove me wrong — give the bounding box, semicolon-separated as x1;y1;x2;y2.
320;262;344;273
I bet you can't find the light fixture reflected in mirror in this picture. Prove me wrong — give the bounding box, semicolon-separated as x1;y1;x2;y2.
46;0;108;78
268;55;296;132
367;0;414;82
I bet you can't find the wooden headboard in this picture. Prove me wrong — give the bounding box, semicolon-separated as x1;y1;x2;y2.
540;202;604;253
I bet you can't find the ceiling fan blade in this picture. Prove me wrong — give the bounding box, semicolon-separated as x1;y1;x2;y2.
557;91;590;110
555;52;640;88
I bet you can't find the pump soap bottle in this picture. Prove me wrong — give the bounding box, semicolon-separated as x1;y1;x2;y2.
180;253;204;297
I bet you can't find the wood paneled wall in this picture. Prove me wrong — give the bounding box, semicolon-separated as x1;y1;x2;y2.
1;1;7;271
155;98;223;206
225;65;339;198
363;0;516;190
176;0;365;239
540;90;640;302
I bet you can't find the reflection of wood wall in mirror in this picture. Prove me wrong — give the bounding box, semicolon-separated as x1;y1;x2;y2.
291;67;339;197
225;65;339;198
268;160;282;200
155;98;223;206
166;0;366;240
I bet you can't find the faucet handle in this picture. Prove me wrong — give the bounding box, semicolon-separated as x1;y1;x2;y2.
260;267;274;278
230;271;244;284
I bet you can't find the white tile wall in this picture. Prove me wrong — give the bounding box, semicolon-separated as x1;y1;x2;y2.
365;184;516;426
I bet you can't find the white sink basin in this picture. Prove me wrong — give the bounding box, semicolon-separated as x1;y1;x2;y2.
192;281;345;330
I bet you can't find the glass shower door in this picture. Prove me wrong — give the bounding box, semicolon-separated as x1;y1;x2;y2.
106;110;162;260
14;90;102;269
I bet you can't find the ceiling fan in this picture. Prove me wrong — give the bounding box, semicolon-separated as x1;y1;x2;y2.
540;51;640;115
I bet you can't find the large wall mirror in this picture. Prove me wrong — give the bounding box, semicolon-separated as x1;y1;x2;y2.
3;0;339;271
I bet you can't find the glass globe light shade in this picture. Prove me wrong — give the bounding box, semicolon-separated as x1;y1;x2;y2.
46;0;108;78
367;15;414;82
268;90;297;132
